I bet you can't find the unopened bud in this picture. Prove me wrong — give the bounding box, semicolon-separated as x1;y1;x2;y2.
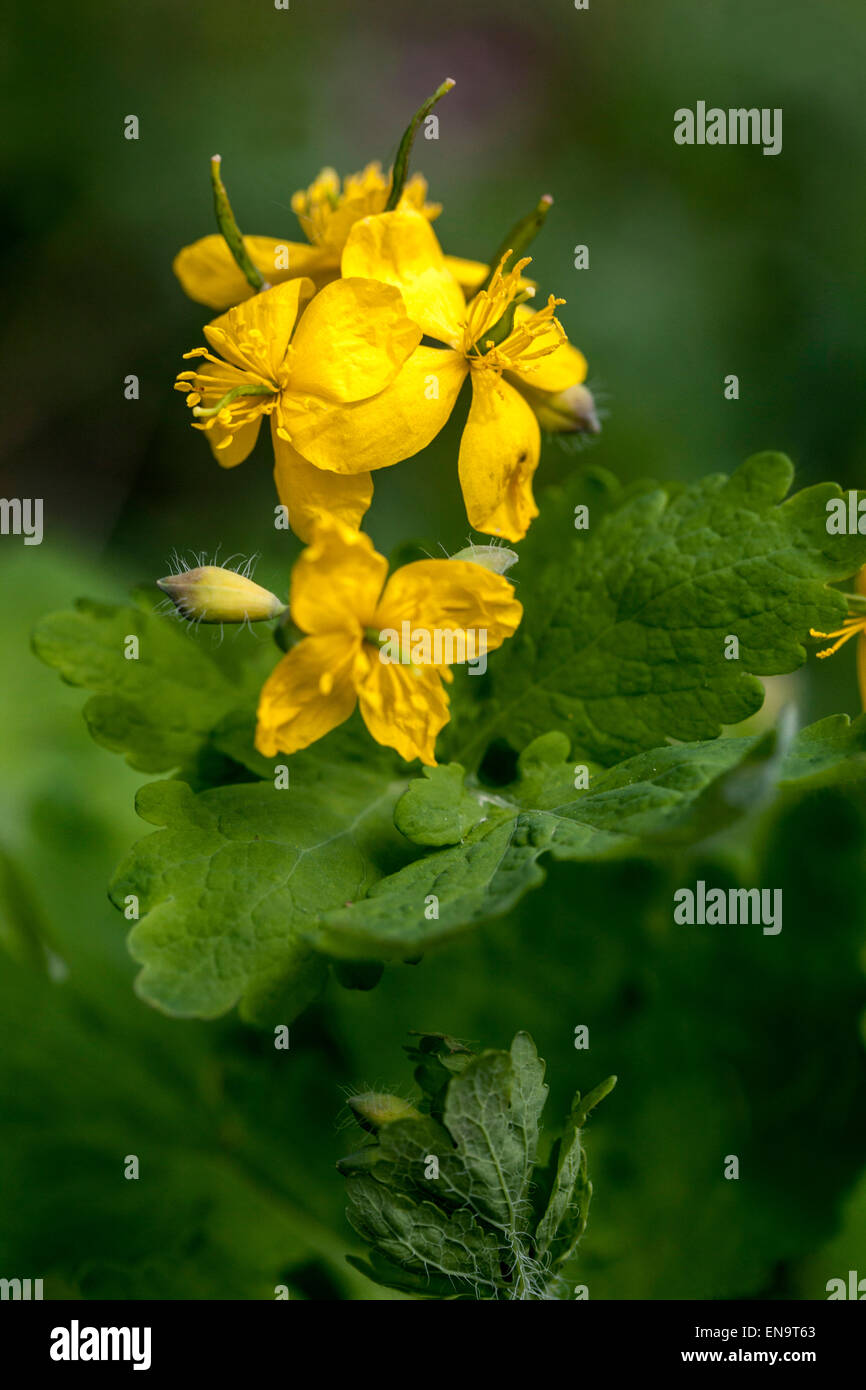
530;381;601;435
451;543;519;575
347;1092;421;1133
335;1148;383;1176
157;565;286;623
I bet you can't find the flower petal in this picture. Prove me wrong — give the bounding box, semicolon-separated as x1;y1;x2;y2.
272;430;373;543
208;415;264;467
255;634;358;758
204;278;315;380
341;210;466;346
173;234;332;311
375;559;522;657
289;514;387;636
443;255;490;297
287;277;421;403
288;345;466;474
458;370;541;541
355;648;449;765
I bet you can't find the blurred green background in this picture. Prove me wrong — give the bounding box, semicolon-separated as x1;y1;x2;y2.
1;0;865;1299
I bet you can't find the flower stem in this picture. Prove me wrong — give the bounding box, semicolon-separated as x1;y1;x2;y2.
385;78;456;211
210;154;267;293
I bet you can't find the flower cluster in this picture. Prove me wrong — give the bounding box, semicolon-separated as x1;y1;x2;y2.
165;81;599;765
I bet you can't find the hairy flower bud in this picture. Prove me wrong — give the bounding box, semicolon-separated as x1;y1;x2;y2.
347;1092;421;1133
450;543;519;575
157;566;285;623
528;381;601;434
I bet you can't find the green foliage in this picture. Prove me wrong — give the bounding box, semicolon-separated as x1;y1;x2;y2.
32;593;275;776
30;456;866;1020
339;1031;615;1299
110;751;411;1022
6;546;866;1300
452;455;866;767
314;715;866;959
0;550;379;1300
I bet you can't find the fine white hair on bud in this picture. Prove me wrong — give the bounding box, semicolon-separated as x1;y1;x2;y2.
346;1091;422;1133
537;381;601;435
451;540;519;575
156;563;285;624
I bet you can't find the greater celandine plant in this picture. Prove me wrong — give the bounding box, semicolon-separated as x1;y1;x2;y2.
31;79;866;1297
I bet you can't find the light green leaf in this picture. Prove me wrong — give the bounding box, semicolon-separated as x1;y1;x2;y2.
395;763;485;846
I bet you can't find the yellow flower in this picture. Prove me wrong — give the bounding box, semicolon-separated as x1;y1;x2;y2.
174;276;421;541
287;210;590;542
810;565;866;710
173;163;487;311
255;516;523;765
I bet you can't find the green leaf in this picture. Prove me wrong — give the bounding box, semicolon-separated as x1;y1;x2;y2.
110;751;411;1022
339;1031;612;1298
454;454;866;767
535;1076;616;1269
442;1050;530;1230
311;717;866;960
32;596;274;775
345;1176;502;1294
395;763;485;846
508;1031;548;1202
345;1250;456;1298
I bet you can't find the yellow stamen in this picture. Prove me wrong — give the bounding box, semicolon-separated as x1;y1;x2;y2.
810;617;866;658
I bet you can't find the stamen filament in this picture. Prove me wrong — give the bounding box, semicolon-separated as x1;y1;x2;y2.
810;619;866;658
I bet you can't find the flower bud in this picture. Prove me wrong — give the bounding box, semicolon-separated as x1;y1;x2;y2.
450;543;518;575
527;381;601;434
347;1092;421;1134
157;565;285;623
335;1148;383;1176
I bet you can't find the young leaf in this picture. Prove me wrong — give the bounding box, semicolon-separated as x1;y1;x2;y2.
339;1031;614;1299
396;764;486;846
442;1049;531;1230
535;1075;617;1270
345;1177;503;1294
